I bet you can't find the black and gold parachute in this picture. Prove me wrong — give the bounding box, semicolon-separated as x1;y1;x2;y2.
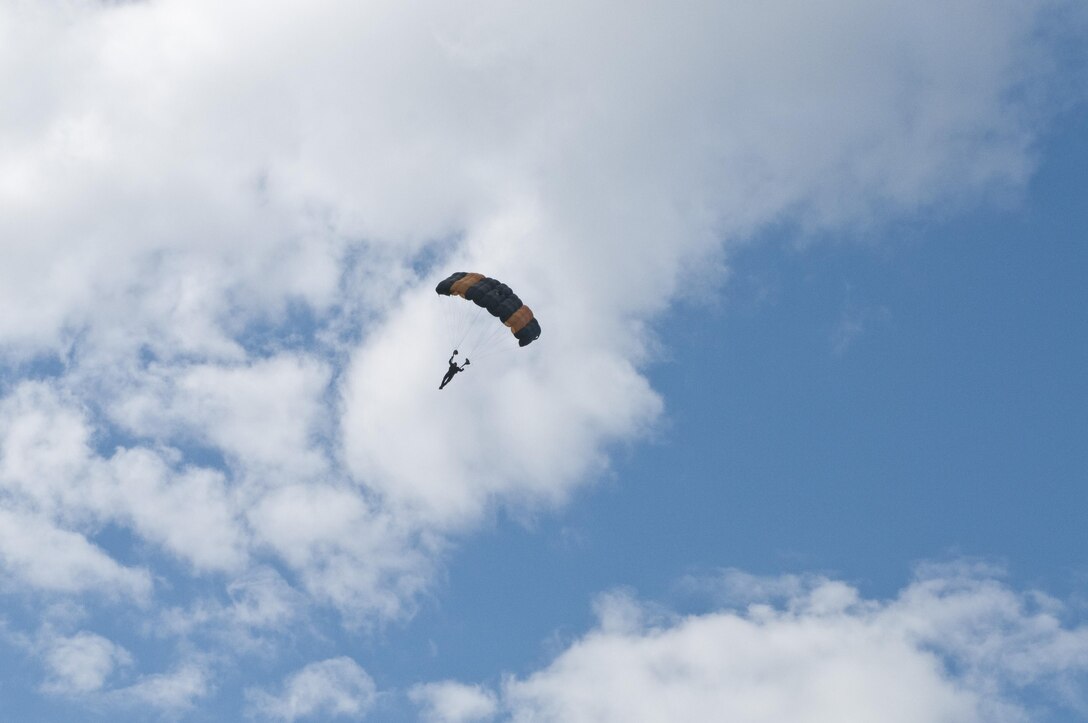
435;272;541;347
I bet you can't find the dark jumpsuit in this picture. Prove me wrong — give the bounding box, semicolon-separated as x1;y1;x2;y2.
439;355;467;389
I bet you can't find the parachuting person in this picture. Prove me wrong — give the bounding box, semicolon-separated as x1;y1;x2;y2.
434;272;540;390
439;350;470;390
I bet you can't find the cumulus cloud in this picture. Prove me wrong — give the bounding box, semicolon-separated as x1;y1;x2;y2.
245;657;377;721
108;354;334;485
29;636;211;715
0;381;244;578
0;0;1082;715
245;482;436;624
493;565;1088;722
39;630;132;695
0;507;151;600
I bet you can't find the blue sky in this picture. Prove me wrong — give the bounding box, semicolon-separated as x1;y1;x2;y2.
1;1;1087;721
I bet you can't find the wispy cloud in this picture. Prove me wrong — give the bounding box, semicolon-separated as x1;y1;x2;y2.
106;664;212;714
410;681;499;723
831;302;891;355
245;657;376;722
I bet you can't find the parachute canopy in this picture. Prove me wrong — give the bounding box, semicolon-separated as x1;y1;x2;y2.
435;272;541;347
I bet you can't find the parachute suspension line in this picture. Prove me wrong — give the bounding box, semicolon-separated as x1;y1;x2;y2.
455;303;470;349
468;342;516;361
440;294;452;346
480;324;518;353
474;323;502;353
470;317;518;359
452;299;468;350
471;345;516;362
455;302;488;352
444;296;473;353
473;318;512;356
441;296;460;352
463;310;496;357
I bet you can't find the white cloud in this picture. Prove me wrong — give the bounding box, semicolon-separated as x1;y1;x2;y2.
109;354;333;486
110;450;247;573
156;567;308;660
410;681;499;723
496;566;1088;722
0;382;97;516
225;566;307;630
108;663;212;713
246;482;435;624
245;657;377;721
340;307;663;528
0;507;151;600
0;381;246;576
40;630;132;695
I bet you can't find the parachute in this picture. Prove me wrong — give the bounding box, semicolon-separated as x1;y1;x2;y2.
435;272;541;357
